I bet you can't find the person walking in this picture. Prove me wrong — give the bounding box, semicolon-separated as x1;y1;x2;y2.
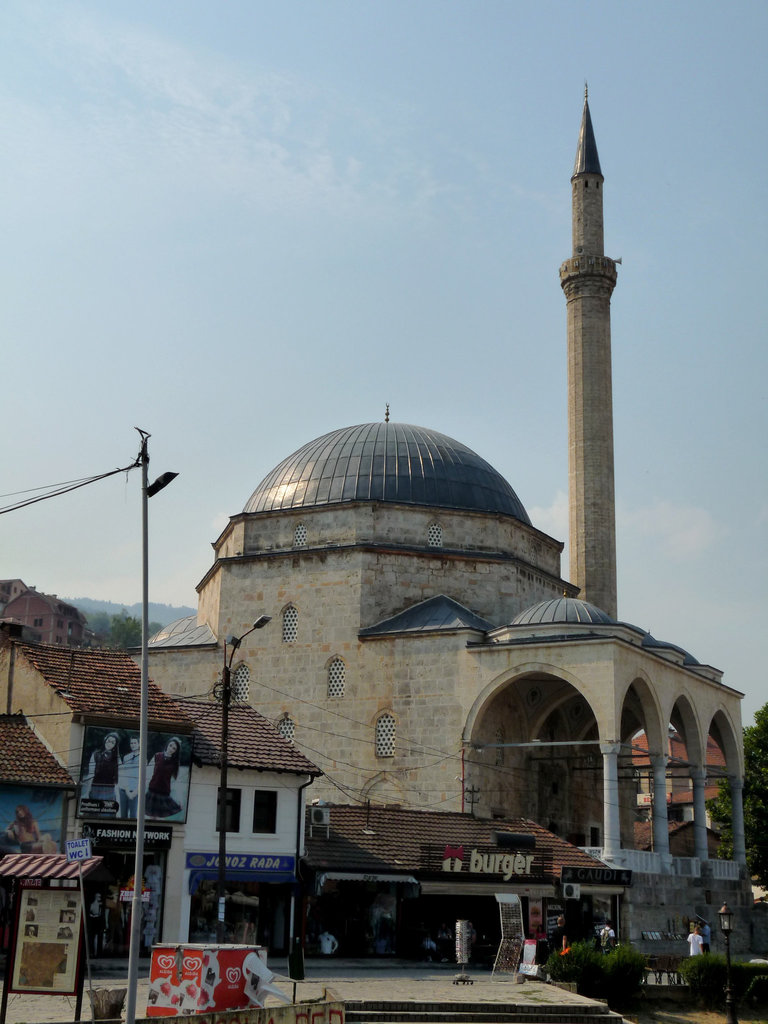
687;923;704;956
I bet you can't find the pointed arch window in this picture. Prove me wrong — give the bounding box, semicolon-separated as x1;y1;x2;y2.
232;663;250;703
375;713;396;758
277;715;295;743
328;657;345;698
282;605;298;643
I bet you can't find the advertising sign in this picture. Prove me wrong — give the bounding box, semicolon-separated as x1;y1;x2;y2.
0;786;65;854
9;888;82;995
77;725;192;823
146;945;289;1016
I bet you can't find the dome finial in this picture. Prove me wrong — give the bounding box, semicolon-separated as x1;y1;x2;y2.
584;80;588;101
385;403;390;423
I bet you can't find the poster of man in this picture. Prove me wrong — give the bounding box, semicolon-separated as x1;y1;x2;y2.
77;726;192;823
0;787;64;854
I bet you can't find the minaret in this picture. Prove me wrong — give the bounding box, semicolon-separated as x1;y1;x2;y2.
560;88;618;618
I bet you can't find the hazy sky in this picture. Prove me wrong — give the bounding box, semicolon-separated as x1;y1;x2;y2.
2;2;765;726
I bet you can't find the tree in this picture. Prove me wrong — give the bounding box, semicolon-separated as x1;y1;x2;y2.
707;703;768;887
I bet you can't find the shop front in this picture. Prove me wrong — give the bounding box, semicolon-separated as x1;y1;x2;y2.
80;822;172;957
184;851;297;955
303;805;630;962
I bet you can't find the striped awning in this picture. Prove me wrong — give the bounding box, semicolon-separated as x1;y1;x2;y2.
0;853;103;880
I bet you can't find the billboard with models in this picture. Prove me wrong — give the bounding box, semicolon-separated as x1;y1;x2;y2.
77;726;192;823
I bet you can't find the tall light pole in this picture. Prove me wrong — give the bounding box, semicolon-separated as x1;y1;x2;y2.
718;902;738;1024
125;430;177;1024
216;616;271;942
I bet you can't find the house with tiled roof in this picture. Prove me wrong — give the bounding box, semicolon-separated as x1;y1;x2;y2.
0;629;194;958
170;697;320;952
302;804;625;959
0;714;75;856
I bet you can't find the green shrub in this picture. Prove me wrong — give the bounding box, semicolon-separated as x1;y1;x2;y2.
745;974;768;1007
679;955;764;1009
601;943;647;1008
545;940;604;997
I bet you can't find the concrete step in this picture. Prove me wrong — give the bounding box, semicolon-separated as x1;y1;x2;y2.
344;1001;627;1024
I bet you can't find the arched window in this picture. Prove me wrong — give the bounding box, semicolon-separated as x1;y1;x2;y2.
375;713;396;758
427;522;443;547
328;657;345;698
282;605;298;643
294;523;307;547
232;663;250;703
277;715;295;743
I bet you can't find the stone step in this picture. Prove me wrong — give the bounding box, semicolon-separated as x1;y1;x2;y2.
344;1002;627;1024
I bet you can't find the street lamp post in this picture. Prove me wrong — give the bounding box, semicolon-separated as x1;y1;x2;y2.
718;902;738;1024
125;431;177;1024
216;616;271;943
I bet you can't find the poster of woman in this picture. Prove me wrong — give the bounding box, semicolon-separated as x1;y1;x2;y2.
0;789;63;854
77;727;192;823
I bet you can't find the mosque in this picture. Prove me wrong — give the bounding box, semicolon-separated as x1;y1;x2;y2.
147;92;749;949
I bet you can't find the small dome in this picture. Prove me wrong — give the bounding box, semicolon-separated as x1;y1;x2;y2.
149;615;217;648
512;597;614;626
244;422;531;523
641;633;700;666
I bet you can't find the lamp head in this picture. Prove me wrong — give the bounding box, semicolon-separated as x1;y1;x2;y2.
718;902;734;935
252;615;272;630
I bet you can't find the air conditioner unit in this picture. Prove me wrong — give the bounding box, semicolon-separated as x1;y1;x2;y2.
562;882;581;900
310;806;330;827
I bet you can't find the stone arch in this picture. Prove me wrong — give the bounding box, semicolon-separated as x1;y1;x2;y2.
463;664;605;836
362;771;405;805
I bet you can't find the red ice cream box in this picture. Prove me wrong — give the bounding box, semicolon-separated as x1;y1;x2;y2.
146;943;271;1016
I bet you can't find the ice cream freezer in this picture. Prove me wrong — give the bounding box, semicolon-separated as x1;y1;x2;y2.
146;943;291;1016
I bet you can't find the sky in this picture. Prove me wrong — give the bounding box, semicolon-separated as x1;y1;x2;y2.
1;1;765;727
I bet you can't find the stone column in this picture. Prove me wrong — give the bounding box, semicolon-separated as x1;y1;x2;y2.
651;754;670;861
730;776;747;864
690;766;709;861
601;742;622;860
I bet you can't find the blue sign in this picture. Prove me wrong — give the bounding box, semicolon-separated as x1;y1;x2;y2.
65;837;92;862
185;851;295;873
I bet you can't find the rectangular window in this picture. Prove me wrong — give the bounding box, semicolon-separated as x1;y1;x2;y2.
252;791;277;833
216;788;241;833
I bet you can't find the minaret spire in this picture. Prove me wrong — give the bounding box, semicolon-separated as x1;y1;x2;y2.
560;91;618;618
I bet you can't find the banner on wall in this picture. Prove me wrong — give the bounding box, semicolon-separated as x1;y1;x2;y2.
77;725;192;823
0;786;65;855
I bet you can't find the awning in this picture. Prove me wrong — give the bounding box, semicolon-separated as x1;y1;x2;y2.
0;853;103;881
188;868;296;894
420;879;554;897
320;872;418;885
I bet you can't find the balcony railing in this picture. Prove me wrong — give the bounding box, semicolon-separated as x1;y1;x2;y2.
580;847;741;880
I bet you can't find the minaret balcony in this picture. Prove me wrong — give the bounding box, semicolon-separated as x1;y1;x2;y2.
559;255;618;284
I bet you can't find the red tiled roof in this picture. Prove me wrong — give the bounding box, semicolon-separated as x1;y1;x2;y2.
633;818;690;850
0;716;73;786
304;804;605;880
14;643;189;727
173;697;321;776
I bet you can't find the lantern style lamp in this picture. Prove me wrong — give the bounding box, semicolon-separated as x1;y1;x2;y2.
718;902;738;1024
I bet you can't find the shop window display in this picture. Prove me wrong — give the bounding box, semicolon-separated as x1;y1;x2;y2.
85;852;165;957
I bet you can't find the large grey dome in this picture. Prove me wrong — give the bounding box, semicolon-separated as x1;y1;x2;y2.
244;422;531;523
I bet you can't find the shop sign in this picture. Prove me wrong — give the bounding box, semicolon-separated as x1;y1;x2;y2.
82;823;173;849
185;852;295;873
442;844;534;881
561;866;632;886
